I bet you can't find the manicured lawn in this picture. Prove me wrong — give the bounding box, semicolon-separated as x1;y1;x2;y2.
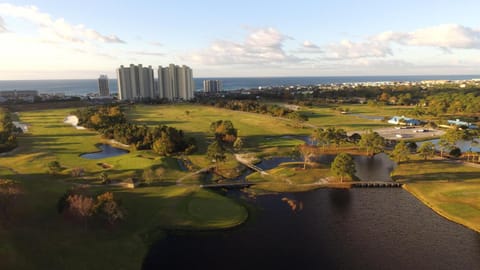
393;155;480;232
0;108;248;270
301;104;405;131
405;182;480;233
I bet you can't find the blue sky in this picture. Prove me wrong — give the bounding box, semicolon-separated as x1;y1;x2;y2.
1;0;480;79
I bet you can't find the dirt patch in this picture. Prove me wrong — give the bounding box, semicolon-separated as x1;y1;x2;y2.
97;162;113;169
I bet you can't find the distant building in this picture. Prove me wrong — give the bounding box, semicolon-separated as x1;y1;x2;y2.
116;64;155;100
0;90;38;103
447;119;478;129
388;116;421;126
158;64;194;100
203;80;223;93
98;75;110;96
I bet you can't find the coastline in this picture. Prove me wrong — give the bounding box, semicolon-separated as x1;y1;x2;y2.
403;184;480;234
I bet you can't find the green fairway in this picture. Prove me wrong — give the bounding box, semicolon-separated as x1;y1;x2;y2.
301;104;405;131
0;107;248;270
393;155;480;232
405;182;480;233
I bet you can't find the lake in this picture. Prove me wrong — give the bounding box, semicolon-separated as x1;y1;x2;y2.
142;189;480;270
80;144;129;159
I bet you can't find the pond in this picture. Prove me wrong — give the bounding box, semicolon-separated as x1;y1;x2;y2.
256;152;396;181
80;144;129;159
143;189;480;270
418;138;480;153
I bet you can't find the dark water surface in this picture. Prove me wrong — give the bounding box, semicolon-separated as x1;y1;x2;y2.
80;144;128;159
143;189;480;270
257;153;396;181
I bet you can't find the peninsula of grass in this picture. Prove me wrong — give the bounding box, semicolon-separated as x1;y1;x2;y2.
392;155;480;233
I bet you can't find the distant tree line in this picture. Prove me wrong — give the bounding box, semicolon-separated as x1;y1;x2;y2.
0;111;18;153
75;105;196;155
195;99;308;122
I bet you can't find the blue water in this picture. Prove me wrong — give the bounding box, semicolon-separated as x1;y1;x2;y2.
0;75;478;96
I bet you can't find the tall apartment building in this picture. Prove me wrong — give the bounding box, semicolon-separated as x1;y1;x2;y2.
203;80;223;93
158;64;194;100
98;75;110;96
116;64;155;100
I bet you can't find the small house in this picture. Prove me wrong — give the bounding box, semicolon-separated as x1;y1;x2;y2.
388;116;421;126
447;119;478;129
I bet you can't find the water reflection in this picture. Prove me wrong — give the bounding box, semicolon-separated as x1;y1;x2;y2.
80;144;129;159
328;189;352;212
143;189;480;270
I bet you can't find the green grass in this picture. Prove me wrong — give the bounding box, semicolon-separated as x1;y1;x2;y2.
4;102;476;269
0;107;248;270
300;104;405;131
392;156;480;183
404;182;480;233
393;155;480;232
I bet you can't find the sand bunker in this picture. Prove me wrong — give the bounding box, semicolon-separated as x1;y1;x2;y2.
64;115;86;130
12;121;28;133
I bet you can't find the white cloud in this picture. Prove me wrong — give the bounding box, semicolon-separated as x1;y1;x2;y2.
0;16;7;32
188;27;300;65
0;3;124;44
322;24;480;61
325;39;393;59
303;40;320;49
129;51;164;57
395;24;480;49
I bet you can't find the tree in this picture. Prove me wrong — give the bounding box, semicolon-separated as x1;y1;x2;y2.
99;172;109;184
334;128;348;148
233;137;244;151
438;129;463;157
94;192;124;226
207;141;226;169
417;142;435;160
210;120;237;144
358;130;385;156
294;144;318;169
48;161;62;174
310;128;329;150
0;179;22;224
331;153;356;182
390;141;410;163
67;194;95;228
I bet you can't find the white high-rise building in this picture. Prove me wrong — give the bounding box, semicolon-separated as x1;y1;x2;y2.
203;80;223;93
98;75;110;96
116;64;155;100
158;64;194;100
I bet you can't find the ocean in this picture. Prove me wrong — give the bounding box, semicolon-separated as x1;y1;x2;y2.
0;75;478;96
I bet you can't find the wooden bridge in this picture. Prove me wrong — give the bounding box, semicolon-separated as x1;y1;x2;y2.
200;182;254;189
350;181;403;188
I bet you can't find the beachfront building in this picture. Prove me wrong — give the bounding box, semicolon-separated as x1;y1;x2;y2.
116;64;155;100
0;90;38;103
158;64;194;100
98;75;110;96
388;116;421;126
447;119;478;129
203;80;223;93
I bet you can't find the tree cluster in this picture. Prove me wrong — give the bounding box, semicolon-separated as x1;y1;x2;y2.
75;106;196;155
197;99;309;121
0;111;18;153
310;127;349;150
58;189;124;227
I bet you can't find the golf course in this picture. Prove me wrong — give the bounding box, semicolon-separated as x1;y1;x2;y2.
1;102;480;269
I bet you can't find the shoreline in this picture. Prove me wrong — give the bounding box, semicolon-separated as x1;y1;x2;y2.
403;184;480;234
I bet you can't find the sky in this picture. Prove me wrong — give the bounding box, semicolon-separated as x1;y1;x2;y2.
1;0;480;79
